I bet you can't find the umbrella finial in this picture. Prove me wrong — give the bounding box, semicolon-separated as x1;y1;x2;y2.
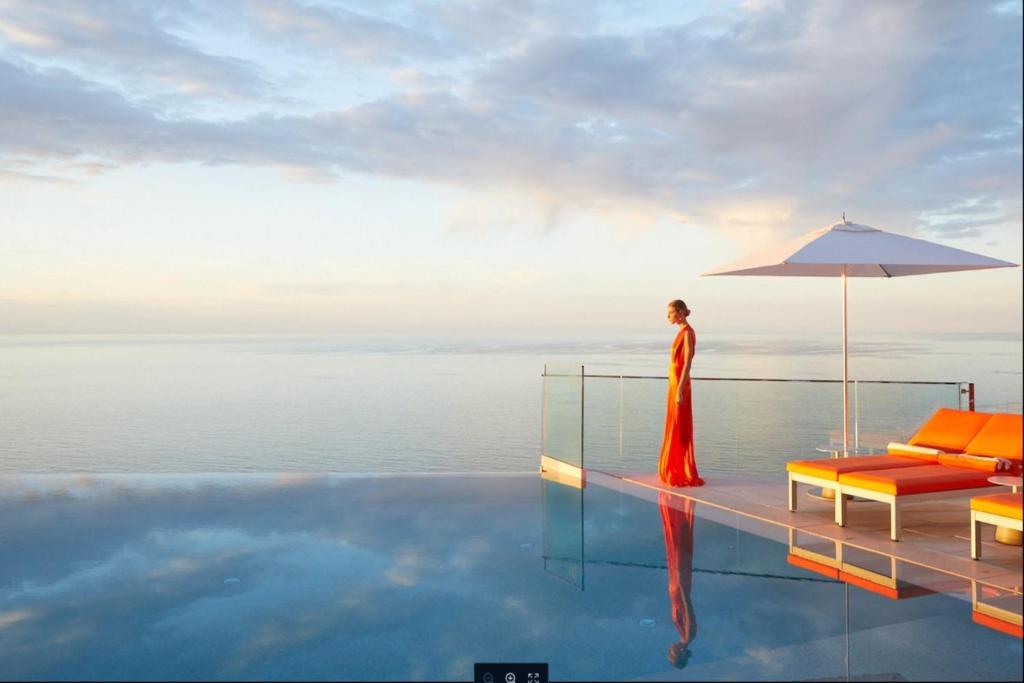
842;211;847;223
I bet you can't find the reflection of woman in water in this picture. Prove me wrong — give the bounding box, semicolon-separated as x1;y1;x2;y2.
658;299;704;487
659;491;697;669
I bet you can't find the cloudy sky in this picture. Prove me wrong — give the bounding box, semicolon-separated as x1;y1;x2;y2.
1;0;1021;334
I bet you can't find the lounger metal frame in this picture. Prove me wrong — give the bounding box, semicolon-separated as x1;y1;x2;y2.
836;484;998;542
971;508;1023;560
787;471;839;512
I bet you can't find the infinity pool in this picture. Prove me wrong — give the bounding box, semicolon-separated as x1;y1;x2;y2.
0;473;1020;681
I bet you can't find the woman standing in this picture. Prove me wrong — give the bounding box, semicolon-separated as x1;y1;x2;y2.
658;299;704;487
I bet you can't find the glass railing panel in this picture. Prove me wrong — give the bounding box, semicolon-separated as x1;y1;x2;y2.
542;366;979;480
541;363;583;469
731;380;850;478
541;476;584;589
583;376;742;477
692;379;741;478
850;381;964;449
619;377;665;474
581;376;622;473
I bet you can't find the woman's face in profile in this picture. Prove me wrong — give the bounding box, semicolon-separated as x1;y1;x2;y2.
666;306;684;325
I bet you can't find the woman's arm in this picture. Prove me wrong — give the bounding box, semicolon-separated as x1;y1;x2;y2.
676;331;694;404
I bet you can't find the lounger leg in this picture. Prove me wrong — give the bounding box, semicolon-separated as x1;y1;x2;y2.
890;503;901;542
835;489;847;527
788;476;797;512
971;511;981;560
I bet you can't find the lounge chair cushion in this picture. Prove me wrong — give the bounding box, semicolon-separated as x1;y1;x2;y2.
787;455;922;481
964;413;1023;460
936;453;1015;473
838;464;995;496
907;408;993;452
886;442;943;461
971;493;1023;520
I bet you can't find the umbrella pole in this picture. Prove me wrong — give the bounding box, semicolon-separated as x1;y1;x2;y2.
843;266;849;457
819;267;850;501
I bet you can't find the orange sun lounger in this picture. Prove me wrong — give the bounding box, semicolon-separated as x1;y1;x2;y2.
970;492;1023;560
835;413;1023;541
786;408;994;513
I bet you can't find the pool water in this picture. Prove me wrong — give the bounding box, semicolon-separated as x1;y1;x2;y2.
0;473;1019;681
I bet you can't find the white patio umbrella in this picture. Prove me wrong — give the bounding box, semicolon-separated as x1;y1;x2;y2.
703;216;1018;457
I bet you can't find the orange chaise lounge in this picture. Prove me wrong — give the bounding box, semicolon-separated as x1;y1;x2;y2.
836;413;1023;541
787;408;993;514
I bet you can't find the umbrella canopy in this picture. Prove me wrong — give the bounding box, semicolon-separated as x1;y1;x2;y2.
704;220;1017;277
703;217;1018;456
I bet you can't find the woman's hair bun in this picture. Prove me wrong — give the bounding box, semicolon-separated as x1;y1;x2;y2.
669;299;691;316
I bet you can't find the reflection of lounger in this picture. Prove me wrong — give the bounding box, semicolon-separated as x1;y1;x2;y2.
787;408;992;512
786;529;936;600
971;493;1023;560
837;414;1023;541
972;581;1023;639
789;530;1022;637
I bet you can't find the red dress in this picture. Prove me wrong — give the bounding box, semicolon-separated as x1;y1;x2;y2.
658;324;704;486
659;492;697;652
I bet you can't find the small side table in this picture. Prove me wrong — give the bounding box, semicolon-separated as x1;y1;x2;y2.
986;475;1022;546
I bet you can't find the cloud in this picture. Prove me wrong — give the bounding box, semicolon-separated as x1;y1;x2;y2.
235;0;460;65
917;196;1021;239
0;0;1020;237
0;168;76;185
0;0;269;100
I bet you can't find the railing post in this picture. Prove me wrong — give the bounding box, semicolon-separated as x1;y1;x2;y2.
618;375;624;460
854;380;859;451
580;364;585;470
540;364;547;465
959;382;977;411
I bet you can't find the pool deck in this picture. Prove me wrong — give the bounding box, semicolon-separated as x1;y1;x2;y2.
592;470;1022;596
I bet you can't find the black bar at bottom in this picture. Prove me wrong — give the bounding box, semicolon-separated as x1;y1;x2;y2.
474;663;548;683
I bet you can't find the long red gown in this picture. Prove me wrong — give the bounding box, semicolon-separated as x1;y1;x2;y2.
658;324;704;486
659;492;697;658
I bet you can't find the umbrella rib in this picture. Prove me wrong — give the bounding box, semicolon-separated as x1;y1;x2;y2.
878;264;893;278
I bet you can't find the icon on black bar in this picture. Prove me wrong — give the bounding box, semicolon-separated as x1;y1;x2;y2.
474;663;547;683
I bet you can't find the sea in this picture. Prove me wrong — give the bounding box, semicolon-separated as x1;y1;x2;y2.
1;332;1020;474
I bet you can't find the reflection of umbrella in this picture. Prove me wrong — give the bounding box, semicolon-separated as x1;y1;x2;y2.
704;216;1018;456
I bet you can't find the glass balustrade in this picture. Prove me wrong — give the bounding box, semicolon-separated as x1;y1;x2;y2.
541;363;584;470
541;366;971;479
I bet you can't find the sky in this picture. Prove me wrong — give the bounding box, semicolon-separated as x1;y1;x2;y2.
1;0;1021;335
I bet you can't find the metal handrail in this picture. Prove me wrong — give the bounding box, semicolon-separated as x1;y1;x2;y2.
542;371;967;386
